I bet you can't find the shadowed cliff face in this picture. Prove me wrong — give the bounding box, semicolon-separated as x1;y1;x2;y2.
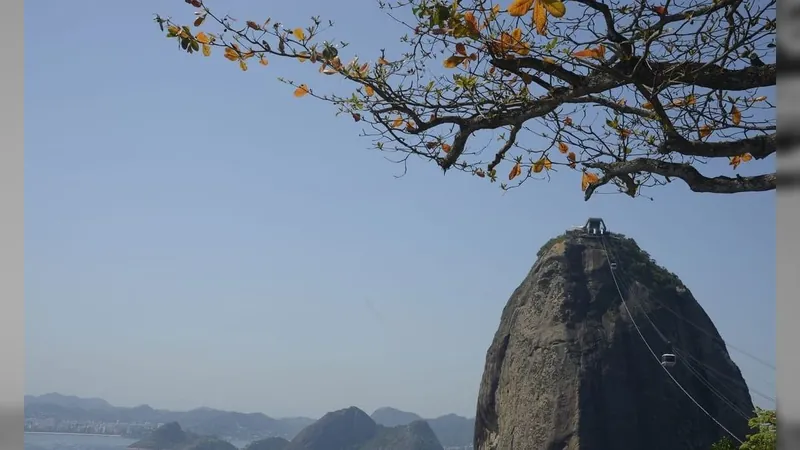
474;231;754;450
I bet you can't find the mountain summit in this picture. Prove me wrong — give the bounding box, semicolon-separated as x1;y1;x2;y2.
474;226;754;450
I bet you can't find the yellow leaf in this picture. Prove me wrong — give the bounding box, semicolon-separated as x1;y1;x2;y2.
542;156;552;170
699;124;712;139
508;0;535;17
293;28;306;40
224;47;240;61
533;0;548;36
731;105;741;125
741;153;753;162
196;32;211;44
293;84;310;97
509;162;522;180
532;159;544;173
581;171;600;191
558;142;569;153
365;86;375;97
202;43;211;57
444;55;467;68
542;56;556;64
260;56;269;66
540;0;567;17
391;117;404;128
239;60;248;71
511;28;523;41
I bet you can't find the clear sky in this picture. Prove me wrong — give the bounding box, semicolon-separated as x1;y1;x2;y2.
24;0;775;419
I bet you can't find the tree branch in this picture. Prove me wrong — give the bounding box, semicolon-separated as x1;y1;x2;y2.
660;133;776;159
583;158;776;200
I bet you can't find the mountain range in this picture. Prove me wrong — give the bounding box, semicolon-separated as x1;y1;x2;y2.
24;393;474;447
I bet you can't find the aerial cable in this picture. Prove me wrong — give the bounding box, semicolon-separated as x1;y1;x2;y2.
601;238;775;372
599;237;745;445
601;239;775;401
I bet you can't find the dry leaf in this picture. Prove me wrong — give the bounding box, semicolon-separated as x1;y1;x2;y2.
533;0;548;36
442;143;452;153
196;32;211;44
224;47;240;61
509;162;522;180
202;43;211;57
259;57;269;66
365;86;375;97
293;84;310;97
541;0;567;17
699;124;712;139
443;55;468;68
293;28;306;40
508;0;535;17
581;171;600;191
239;60;248;71
455;43;467;56
558;142;569;153
391;117;404;128
731;105;742;125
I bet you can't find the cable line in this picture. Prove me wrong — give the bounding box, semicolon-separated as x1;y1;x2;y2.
599;236;745;445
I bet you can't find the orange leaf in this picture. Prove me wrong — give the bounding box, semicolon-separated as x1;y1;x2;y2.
699;124;712;139
533;0;548;36
293;84;310;98
391;117;404;128
365;86;375;97
259;56;269;66
455;43;467;56
572;45;605;60
642;102;654;110
224;47;240;61
741;152;753;162
444;55;468;68
729;155;742;169
509;162;522;180
564;116;573;126
652;5;667;15
442;143;452;153
196;32;211;44
731;105;742;125
685;94;697;106
293;28;306;40
581;171;600;191
558;142;569;153
464;11;481;34
508;0;535;17
542;156;552;170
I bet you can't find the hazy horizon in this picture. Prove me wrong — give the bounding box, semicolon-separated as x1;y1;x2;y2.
25;0;776;420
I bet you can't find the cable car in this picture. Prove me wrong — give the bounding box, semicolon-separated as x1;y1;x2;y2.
583;217;607;236
661;341;676;368
610;262;617;270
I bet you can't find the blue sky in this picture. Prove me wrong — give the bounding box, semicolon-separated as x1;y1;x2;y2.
24;0;775;419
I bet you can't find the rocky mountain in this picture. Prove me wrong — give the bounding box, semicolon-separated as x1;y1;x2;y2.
128;422;236;450
474;229;755;450
370;408;473;448
286;406;443;450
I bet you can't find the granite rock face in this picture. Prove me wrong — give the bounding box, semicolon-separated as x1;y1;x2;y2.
474;231;754;450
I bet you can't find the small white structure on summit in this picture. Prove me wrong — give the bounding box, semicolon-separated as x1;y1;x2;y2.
583;217;607;236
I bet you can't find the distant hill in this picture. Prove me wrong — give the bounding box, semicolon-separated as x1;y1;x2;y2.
243;437;290;450
128;422;236;450
286;406;442;450
25;393;471;446
370;408;474;448
24;393;312;440
370;408;423;427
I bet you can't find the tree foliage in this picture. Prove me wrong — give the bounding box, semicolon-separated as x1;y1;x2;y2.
154;0;776;200
710;407;777;450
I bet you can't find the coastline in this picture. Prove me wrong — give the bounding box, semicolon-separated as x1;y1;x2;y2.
25;431;125;438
